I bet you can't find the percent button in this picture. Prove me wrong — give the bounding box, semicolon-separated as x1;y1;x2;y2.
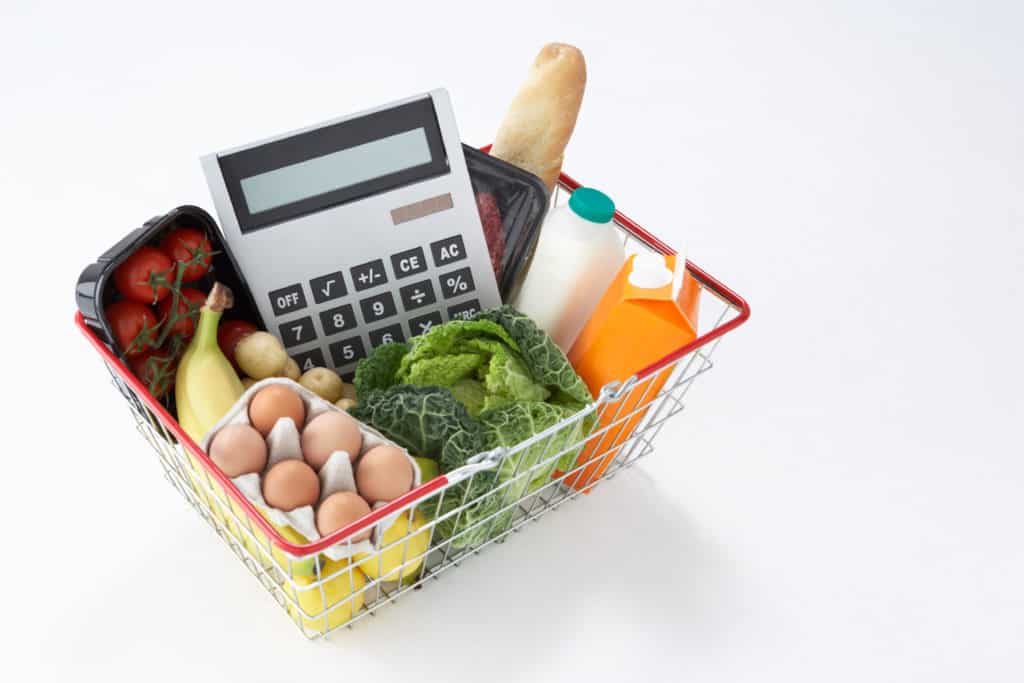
438;267;475;299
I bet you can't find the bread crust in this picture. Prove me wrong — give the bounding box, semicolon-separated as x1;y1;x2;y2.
491;43;586;192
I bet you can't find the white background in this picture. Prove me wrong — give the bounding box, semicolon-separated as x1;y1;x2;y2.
2;1;1022;681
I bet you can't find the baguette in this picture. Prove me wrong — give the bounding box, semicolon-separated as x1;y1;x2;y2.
491;43;586;192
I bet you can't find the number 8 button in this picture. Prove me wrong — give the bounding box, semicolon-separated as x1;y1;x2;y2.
319;303;357;336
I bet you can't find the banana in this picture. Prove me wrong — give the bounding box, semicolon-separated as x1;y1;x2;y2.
176;283;246;443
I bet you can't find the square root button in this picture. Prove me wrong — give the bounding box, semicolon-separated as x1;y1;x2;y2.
430;234;467;267
268;283;307;316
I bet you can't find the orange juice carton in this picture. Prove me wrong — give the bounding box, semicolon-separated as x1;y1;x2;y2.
561;252;700;490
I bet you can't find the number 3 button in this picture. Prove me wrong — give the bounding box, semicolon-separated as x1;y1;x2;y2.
277;315;316;348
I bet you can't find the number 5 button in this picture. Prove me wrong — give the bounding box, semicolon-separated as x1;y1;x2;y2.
319;303;357;336
278;315;316;348
329;336;367;366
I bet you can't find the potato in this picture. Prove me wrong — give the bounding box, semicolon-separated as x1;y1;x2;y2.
280;357;300;381
235;332;288;379
340;382;357;401
240;377;257;390
299;367;344;402
335;398;357;412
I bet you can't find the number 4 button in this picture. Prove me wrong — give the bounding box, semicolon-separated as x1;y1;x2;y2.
291;348;326;373
278;315;316;348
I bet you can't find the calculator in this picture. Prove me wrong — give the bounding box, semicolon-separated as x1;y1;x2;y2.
201;89;501;375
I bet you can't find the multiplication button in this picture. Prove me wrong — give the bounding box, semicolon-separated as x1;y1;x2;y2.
390;247;428;279
351;259;388;291
268;283;307;316
359;291;397;324
310;271;347;304
430;235;467;267
439;267;475;299
278;315;317;348
369;324;405;347
448;299;481;322
291;348;326;373
398;279;436;311
319;303;357;336
329;336;367;366
408;311;443;337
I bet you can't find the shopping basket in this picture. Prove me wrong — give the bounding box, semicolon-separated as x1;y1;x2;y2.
75;167;751;640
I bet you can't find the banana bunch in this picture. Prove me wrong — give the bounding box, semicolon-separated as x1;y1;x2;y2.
176;283;245;443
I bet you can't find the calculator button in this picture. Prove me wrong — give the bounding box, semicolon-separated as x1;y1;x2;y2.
430;235;467;267
329;336;367;366
309;271;347;304
319;303;357;336
359;291;397;324
390;247;428;279
351;259;388;291
438;267;476;299
398;279;437;311
408;311;443;337
369;324;405;347
268;283;307;316
448;299;481;322
291;348;327;373
278;315;317;348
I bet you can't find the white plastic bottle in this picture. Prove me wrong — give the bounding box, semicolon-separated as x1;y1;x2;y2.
512;187;625;351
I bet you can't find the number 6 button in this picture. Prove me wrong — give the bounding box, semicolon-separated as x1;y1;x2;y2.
359;291;397;324
319;303;357;336
278;315;316;348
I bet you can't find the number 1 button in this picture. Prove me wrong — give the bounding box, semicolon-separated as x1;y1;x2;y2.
278;316;316;348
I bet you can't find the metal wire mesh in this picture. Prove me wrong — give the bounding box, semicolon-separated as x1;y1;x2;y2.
98;185;745;640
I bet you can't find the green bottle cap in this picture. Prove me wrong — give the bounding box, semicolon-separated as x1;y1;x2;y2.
568;187;615;223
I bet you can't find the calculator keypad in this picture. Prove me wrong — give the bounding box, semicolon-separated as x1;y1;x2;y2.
281;235;488;375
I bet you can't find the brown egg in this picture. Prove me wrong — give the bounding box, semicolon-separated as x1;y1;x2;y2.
262;459;320;511
209;423;267;477
248;384;305;436
300;411;363;471
316;491;373;542
355;445;414;505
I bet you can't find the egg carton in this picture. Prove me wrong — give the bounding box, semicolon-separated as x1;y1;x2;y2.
199;378;421;563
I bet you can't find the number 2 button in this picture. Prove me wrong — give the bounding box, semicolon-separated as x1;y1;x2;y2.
278;316;316;348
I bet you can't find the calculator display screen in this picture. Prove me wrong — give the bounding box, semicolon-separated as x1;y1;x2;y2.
218;97;448;233
240;128;432;213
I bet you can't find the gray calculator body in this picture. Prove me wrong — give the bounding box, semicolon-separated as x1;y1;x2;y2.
201;89;500;375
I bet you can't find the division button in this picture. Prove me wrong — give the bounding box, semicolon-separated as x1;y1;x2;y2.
398;279;437;311
359;291;398;324
268;283;307;316
369;324;405;347
447;299;481;322
277;315;317;348
408;311;443;337
329;336;367;367
350;259;388;291
438;267;476;299
429;234;467;267
309;271;347;304
390;246;428;279
319;303;357;336
291;348;327;373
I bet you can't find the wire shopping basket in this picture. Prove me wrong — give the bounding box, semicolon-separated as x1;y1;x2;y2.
75;168;750;639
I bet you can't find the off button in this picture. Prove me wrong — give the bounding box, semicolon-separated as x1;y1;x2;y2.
268;283;307;316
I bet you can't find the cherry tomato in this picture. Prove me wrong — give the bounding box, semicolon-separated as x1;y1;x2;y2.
160;227;213;283
131;351;176;399
106;300;159;357
113;246;173;304
217;319;258;368
156;288;206;339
